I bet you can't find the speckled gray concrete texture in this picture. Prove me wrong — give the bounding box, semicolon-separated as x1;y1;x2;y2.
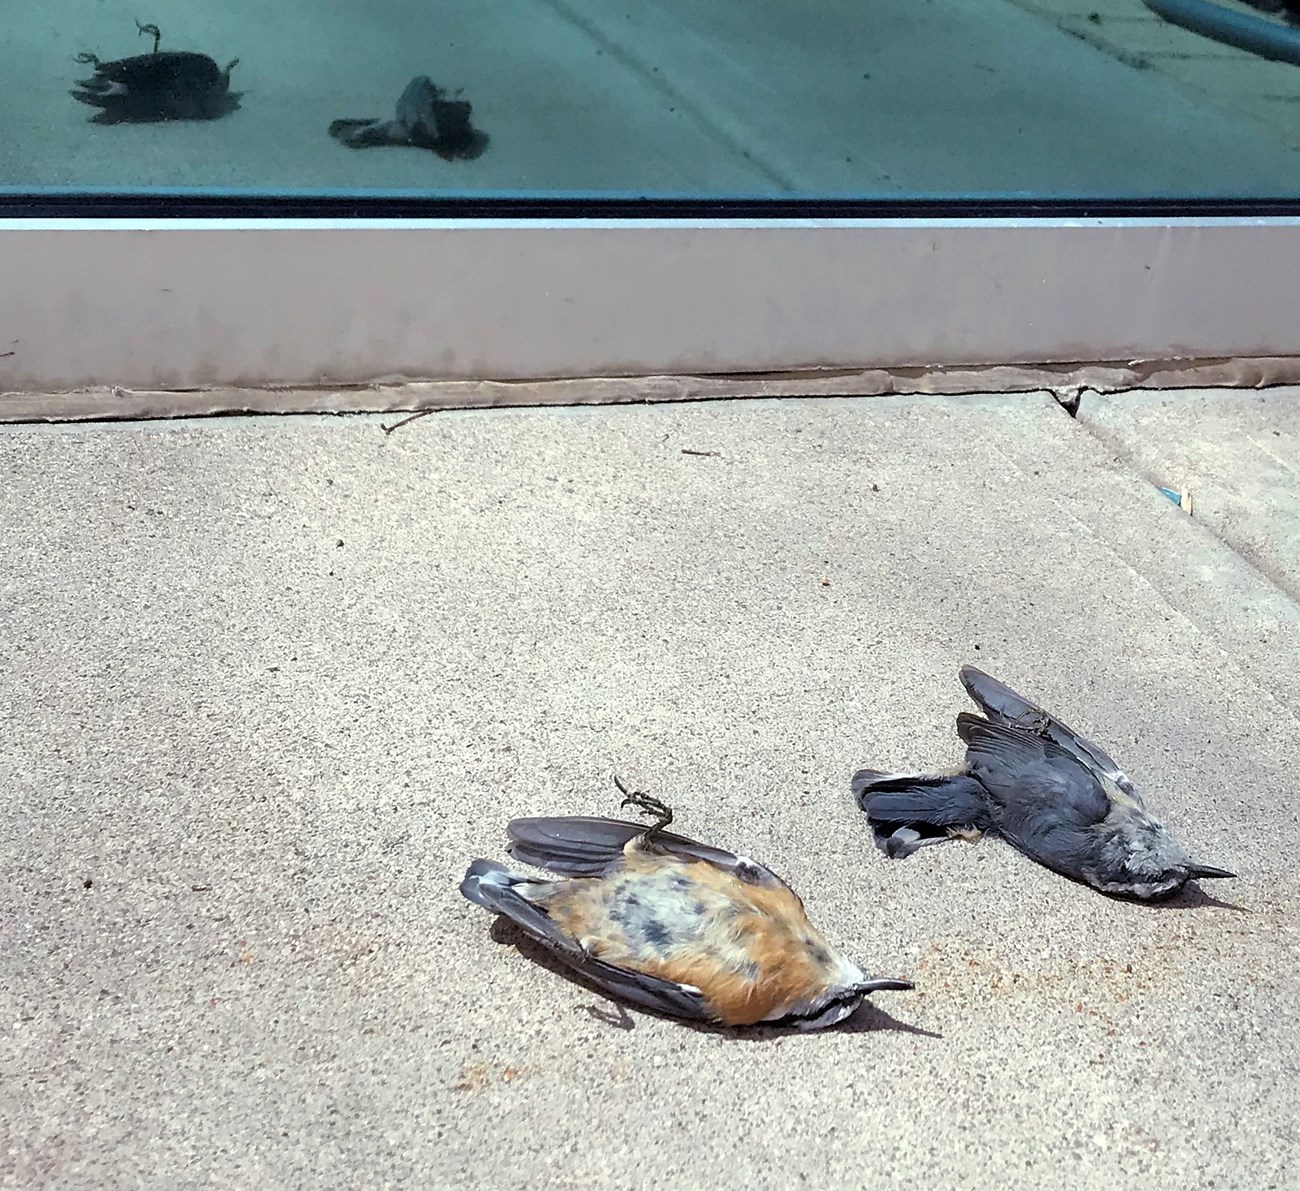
1080;388;1300;603
3;394;1298;1190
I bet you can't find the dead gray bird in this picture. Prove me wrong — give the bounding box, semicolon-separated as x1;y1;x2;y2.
329;76;488;160
71;22;240;124
853;665;1235;901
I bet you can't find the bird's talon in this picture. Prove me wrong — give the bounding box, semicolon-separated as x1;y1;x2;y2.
1013;708;1050;735
612;776;674;834
135;21;162;53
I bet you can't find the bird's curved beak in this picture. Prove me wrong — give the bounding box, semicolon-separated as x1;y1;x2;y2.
1188;864;1236;880
858;978;916;993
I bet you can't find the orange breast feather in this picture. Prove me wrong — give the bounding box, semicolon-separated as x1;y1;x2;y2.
544;855;838;1026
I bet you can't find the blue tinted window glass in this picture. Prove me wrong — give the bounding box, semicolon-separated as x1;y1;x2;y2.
8;0;1300;199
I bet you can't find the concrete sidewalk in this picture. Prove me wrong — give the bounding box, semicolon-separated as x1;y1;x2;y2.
2;392;1298;1189
1080;388;1300;606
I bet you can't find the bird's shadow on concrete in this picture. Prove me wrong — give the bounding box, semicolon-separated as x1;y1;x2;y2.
1156;883;1247;912
1098;881;1248;912
488;918;940;1041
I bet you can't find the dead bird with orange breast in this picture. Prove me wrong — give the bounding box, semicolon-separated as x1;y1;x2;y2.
460;782;912;1030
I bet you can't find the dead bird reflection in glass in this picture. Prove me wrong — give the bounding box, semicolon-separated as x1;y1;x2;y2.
329;76;489;161
71;21;240;125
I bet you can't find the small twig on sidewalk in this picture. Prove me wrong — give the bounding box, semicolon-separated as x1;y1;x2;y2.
681;448;722;458
380;408;439;436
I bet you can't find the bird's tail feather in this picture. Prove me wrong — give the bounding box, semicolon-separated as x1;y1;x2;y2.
852;770;993;859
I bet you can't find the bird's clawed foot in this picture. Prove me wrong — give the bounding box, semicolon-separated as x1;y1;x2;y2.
613;775;674;835
1012;707;1051;735
135;21;162;53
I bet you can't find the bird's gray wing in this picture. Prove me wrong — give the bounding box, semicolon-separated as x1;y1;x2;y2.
957;713;1121;882
459;858;711;1021
460;858;584;952
566;954;712;1020
394;75;441;137
957;713;1111;825
506;815;786;889
959;665;1138;797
